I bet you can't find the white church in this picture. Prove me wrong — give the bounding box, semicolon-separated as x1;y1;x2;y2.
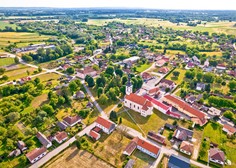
124;75;153;117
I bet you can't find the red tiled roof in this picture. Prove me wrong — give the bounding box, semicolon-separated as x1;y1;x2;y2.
54;131;68;142
63;115;81;125
163;95;207;126
136;137;160;155
209;148;225;162
89;130;100;139
180;141;194;154
158;67;169;73
125;93;152;108
160;79;175;86
93;126;102;133
142;72;152;80
223;124;236;134
148;131;165;144
123;140;137;155
96;116;114;130
26;147;47;162
148;87;160;95
144;95;170;111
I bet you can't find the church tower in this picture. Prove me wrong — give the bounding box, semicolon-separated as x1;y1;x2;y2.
126;74;133;95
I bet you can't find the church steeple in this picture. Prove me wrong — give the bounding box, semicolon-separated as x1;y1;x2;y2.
126;74;133;95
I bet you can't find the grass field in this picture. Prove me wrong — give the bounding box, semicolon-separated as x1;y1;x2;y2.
0;21;18;30
84;18;236;35
32;72;61;85
4;64;37;81
131;150;156;168
31;93;48;108
44;145;114;168
136;63;152;73
0;32;50;49
199;122;236;168
166;68;186;85
0;57;15;66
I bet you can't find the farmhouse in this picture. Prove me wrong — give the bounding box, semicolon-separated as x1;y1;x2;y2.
173;126;193;141
209;148;225;165
123;137;160;158
158;67;169;74
26;147;47;164
87;130;101;141
162;95;208;126
147;87;160;97
63;115;81;127
147;131;166;145
76;66;97;79
216;64;226;70
223;124;236;136
159;79;175;90
36;132;52;148
95;116;116;134
142;72;153;81
17;141;27;151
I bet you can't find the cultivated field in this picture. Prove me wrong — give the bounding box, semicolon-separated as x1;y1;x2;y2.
0;57;15;66
44;145;114;168
84;18;236;35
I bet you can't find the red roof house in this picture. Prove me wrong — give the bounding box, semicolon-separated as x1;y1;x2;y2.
95;116;116;134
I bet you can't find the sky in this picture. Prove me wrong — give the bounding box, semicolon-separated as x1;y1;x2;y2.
0;0;236;10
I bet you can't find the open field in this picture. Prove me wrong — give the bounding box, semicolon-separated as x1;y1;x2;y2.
0;32;50;49
0;21;18;30
44;145;114;168
85;130;131;167
166;68;186;85
136;63;152;73
84;18;236;35
131;150;156;168
0;57;15;66
199;122;236;168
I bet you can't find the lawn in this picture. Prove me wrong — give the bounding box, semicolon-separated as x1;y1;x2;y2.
85;130;131;167
31;93;48;108
166;68;186;85
131;150;156;168
0;21;18;30
32;72;61;85
199;122;236;168
43;145;114;168
0;57;15;66
136;63;152;73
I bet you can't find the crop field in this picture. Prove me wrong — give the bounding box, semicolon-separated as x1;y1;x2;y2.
44;145;114;168
0;32;50;49
0;57;15;66
84;18;236;35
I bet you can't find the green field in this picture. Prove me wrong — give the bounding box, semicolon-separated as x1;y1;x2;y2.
0;32;51;49
0;57;15;66
83;18;236;35
0;21;18;30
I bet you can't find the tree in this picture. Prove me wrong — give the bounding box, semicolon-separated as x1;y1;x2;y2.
173;71;180;78
185;70;195;79
86;76;95;87
96;77;105;87
6;138;14;151
105;66;114;75
196;72;203;81
110;111;118;122
38;66;42;72
6;112;20;123
69;81;78;93
14;57;19;64
41;104;54;115
203;73;214;83
97;87;103;98
34;77;40;85
115;69;123;77
98;94;108;105
66;67;75;74
0;68;5;75
228;81;236;91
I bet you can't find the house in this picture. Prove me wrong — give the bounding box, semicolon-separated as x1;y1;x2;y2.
223;124;236;136
158;67;169;74
159;79;175;90
155;59;167;67
57;121;68;130
163;95;208;126
196;83;205;91
87;130;101;141
36;132;52;148
95;116;116;134
63;115;82;127
8;149;21;157
147;87;160;97
147;131;166;145
208;107;221;117
186;62;195;69
143;95;171;115
179;141;194;155
26;147;47;164
204;59;209;67
209;148;225;165
216;64;226;70
142;72;153;81
123;137;160;158
168;154;190;168
17;141;27;151
123;56;140;64
228;69;236;77
73;90;85;99
173;126;193;141
192;56;200;65
61;64;70;70
185;95;196;104
53;131;68;144
76;66;97;79
124;93;153;117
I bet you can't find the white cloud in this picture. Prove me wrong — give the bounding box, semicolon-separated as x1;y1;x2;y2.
0;0;236;10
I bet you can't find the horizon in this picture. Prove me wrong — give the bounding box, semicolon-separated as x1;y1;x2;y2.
1;0;236;10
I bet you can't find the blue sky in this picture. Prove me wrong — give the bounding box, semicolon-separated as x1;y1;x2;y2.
0;0;236;10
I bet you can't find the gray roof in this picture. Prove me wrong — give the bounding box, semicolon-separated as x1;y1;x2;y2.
57;121;68;130
168;154;190;168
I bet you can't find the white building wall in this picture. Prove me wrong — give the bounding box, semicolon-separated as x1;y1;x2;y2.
137;146;158;158
30;152;47;163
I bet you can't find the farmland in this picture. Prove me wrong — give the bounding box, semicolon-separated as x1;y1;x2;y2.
0;21;18;30
0;57;15;66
